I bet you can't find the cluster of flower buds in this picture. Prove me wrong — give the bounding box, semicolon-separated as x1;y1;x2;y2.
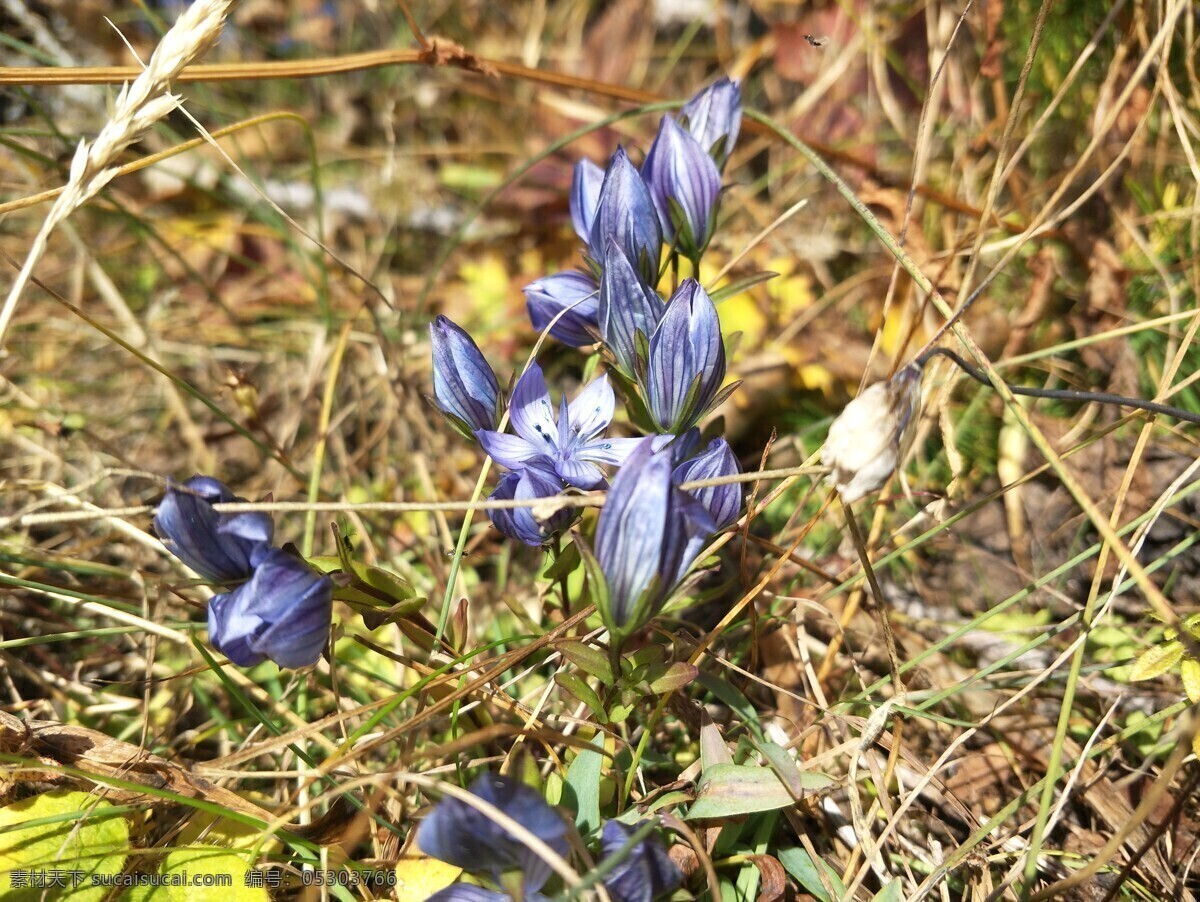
428;79;746;625
153;476;333;668
523;77;742;436
418;773;681;902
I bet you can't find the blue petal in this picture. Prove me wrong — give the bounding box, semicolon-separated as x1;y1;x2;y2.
641;116;722;253
594;440;671;628
680;76;742;168
570;158;605;245
418;774;568;891
565;374;615;443
426;886;512;902
646;280;725;433
154;476;272;584
207;548;332;669
488;462;572;546
524;271;600;347
554;457;606;490
577;436;643;467
601;821;684;902
476;431;541;470
431;316;501;433
509;364;560;449
588;147;662;284
599;239;666;378
673;438;742;529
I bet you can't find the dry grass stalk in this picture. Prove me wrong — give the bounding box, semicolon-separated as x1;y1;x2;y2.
0;0;235;352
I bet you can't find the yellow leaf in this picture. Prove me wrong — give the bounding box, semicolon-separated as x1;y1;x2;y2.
0;790;128;901
122;848;265;902
1182;657;1200;703
1130;640;1183;681
395;855;461;902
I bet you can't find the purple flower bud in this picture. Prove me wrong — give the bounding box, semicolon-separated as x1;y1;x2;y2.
523;271;599;347
153;476;274;584
570;158;605;244
679;76;742;169
822;363;924;502
599;239;666;378
595;439;715;636
645;280;726;434
488;459;574;546
207;547;333;669
642;116;722;260
673;438;741;530
601;821;684;902
588;147;662;284
418;774;569;892
431;315;502;436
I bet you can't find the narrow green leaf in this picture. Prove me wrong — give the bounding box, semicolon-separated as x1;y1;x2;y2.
557;640;615;685
644;662;699;694
555;673;608;724
687;764;836;819
708;271;779;304
778;847;847;902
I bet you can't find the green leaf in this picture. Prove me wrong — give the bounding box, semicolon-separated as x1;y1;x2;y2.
0;790;128;901
1130;640;1184;681
872;878;903;902
555;673;607;723
643;662;699;694
557;640;615;685
564;733;605;835
1182;657;1200;703
543;541;581;583
777;847;847;902
708;271;779;304
122;848;266;901
687;764;837;819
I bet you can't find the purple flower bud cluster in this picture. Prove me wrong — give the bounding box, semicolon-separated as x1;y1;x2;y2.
153;476;332;669
419;773;682;902
428;79;747;631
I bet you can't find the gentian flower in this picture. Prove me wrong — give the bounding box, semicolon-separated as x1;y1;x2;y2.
599;239;666;378
588;147;662;284
153;476;273;584
594;439;715;637
207;547;333;669
673;438;742;530
642;115;722;261
419;774;569;895
644;279;727;434
822;363;923;502
600;821;684;902
476;364;642;490
488;458;575;546
523;271;599;347
679;76;742;169
570;158;604;244
431;315;502;436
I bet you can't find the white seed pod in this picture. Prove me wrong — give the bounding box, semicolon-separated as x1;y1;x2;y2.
822;363;924;503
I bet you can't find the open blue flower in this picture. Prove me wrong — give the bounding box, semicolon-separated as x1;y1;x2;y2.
523;270;599;347
680;76;742;169
594;439;715;636
419;774;569;894
476;364;642;490
642;115;722;261
431;315;502;436
488;458;575;547
644;280;727;434
153;476;274;584
673;438;742;530
207;547;333;669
